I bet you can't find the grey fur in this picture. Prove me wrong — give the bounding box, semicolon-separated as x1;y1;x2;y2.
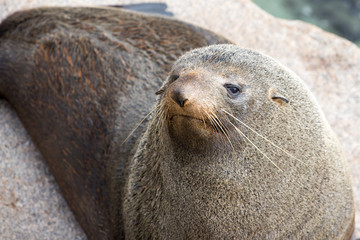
124;44;354;239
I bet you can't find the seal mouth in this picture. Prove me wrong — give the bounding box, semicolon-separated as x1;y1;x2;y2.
169;114;203;122
169;114;225;134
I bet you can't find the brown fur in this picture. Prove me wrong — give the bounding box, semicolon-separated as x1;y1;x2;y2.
0;7;229;239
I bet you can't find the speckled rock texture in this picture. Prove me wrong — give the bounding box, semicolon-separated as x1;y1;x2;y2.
1;0;359;239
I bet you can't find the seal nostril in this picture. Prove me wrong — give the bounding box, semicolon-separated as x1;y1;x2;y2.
176;99;187;107
171;89;188;107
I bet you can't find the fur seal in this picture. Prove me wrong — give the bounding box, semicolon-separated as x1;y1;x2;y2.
0;6;229;239
0;6;355;240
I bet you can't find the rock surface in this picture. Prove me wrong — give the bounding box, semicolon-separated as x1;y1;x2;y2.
1;0;359;238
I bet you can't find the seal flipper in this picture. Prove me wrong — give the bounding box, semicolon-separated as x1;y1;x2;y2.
0;10;116;239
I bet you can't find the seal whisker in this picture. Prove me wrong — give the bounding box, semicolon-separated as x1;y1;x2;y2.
198;109;208;129
154;106;167;145
162;104;171;130
203;111;227;145
222;109;307;166
209;112;227;136
227;119;283;171
214;107;243;144
211;112;231;138
211;107;232;137
121;105;160;145
152;106;162;128
206;110;235;152
154;104;168;131
203;111;222;134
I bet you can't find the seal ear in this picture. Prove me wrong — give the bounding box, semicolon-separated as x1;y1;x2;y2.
156;87;165;95
268;89;289;105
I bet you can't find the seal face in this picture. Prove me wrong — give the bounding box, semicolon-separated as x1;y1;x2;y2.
124;44;355;239
164;70;231;150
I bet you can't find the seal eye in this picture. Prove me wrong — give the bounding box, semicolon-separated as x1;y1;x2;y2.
224;84;241;97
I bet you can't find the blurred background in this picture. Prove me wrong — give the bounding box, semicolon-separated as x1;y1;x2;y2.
253;0;360;47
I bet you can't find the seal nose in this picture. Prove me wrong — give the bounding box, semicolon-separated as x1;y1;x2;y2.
171;89;188;107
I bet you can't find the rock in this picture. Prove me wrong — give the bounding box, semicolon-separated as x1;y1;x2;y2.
0;101;87;239
1;0;359;238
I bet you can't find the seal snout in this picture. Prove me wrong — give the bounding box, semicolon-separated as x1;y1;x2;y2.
166;71;206;110
163;71;222;147
170;88;188;107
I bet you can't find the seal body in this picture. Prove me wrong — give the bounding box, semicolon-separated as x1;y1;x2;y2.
0;7;355;240
124;45;355;239
0;7;229;239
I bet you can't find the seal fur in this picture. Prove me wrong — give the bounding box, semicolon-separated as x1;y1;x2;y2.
0;7;354;240
0;7;229;239
124;45;355;239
